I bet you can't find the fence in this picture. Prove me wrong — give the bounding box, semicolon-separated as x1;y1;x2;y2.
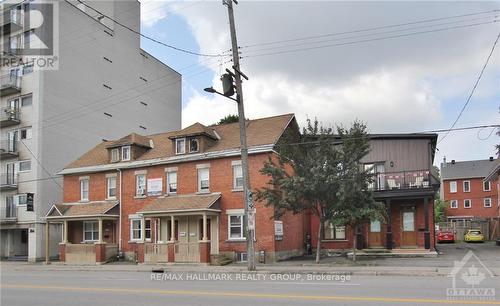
438;219;496;240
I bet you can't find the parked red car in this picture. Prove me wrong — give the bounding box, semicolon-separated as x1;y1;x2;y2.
437;230;455;243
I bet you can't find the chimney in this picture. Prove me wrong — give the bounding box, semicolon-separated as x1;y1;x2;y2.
451;160;455;165
490;156;494;161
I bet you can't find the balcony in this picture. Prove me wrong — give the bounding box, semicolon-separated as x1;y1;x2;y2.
0;106;21;127
0;173;18;191
0;139;19;159
0;74;22;97
0;196;17;222
1;9;22;35
370;169;439;198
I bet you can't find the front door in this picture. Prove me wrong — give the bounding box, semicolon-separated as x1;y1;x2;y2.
175;216;200;262
368;220;383;248
401;208;417;247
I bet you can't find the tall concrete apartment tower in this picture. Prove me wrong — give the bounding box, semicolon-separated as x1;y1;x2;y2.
0;0;181;261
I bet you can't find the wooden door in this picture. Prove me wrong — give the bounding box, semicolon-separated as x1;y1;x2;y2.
175;216;200;262
401;208;417;247
368;220;383;248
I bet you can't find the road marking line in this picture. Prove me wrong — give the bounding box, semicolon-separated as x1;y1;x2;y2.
3;284;499;305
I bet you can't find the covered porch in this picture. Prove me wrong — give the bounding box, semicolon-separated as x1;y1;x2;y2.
45;201;119;265
136;193;221;264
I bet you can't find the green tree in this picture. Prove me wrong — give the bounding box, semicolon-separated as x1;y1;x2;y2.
255;119;384;262
217;114;239;125
434;199;447;223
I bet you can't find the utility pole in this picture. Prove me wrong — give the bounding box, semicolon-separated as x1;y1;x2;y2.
224;0;256;271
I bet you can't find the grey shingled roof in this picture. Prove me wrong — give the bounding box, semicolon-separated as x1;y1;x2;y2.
441;159;498;180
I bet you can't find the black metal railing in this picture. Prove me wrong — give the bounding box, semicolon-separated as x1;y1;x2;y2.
0;106;20;121
369;170;436;191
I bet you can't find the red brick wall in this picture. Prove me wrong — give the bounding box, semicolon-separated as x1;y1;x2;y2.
443;178;498;219
62;152;305;257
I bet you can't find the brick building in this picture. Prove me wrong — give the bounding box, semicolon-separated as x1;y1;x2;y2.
441;158;499;221
45;114;307;264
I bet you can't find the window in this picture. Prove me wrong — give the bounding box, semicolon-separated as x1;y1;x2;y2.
167;171;177;194
21;94;32;107
233;164;243;190
136;174;146;196
483;181;491;192
19;128;32;140
122;146;131;161
83;221;99;242
24;29;34;47
449;181;457;193
23;63;33;74
16;194;27;206
463;181;471;192
175;138;185;154
484;198;492;208
198;168;209;192
189;138;199;153
145;219;152;241
80;179;89;201
450;200;458;209
228;214;245;240
130;219;142;241
18;160;31;172
464;199;471;209
110;148;119;162
324;222;346;240
107;176;116;199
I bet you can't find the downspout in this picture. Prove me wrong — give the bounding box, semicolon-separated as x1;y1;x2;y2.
118;168;123;252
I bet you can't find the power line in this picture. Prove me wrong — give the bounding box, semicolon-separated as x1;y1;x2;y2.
241;9;499;49
438;30;500;144
241;20;498;59
71;0;224;57
19;140;63;190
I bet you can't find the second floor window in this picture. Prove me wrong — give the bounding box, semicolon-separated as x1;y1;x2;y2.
484;198;492;208
136;174;146;196
122;146;131;161
449;181;457;193
233;164;243;190
464;199;471;209
167;171;177;194
107;176;116;199
80;179;89;201
483;181;491;191
463;181;471;193
175;138;186;154
18;160;31;172
198;168;209;192
450;200;458;209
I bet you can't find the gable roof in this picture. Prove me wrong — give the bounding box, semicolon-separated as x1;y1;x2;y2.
139;193;221;214
63;113;295;172
45;201;119;219
106;133;152;149
485;159;500;182
168;122;218;140
441;159;498;180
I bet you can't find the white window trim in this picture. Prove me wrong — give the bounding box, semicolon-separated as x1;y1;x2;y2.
227;214;245;241
166;171;177;195
483;181;491;192
145;219;152;242
197;167;210;193
135;174;147;197
130;219;142;241
464;199;472;209
83;221;98;242
80;179;89;202
233;164;243;190
175;138;186;155
463;180;471;193
110;148;120;162
450;200;458;209
484;198;492;208
17;160;31;173
106;176;117;200
121;146;131;161
449;181;457;193
189;138;199;153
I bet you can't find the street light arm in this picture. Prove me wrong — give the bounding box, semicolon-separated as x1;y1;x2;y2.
204;87;238;102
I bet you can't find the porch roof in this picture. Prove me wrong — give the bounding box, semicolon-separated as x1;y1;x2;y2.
138;193;221;215
45;201;119;220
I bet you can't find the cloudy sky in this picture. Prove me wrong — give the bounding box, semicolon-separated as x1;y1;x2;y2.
138;0;499;166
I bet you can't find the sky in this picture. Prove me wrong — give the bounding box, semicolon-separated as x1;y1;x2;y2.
138;0;500;166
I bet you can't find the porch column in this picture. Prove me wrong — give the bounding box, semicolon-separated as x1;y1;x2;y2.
202;213;208;241
424;197;430;249
62;220;68;243
140;218;145;242
170;215;175;241
167;215;175;262
45;221;50;264
98;218;104;243
385;199;392;250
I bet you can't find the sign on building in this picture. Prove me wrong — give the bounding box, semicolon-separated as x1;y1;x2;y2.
147;178;163;196
274;220;283;240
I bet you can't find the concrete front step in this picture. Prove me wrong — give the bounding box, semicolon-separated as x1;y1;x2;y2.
347;250;438;258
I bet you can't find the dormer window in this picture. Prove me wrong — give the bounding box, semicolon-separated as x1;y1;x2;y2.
189;138;199;153
122;146;131;161
175;138;186;154
110;148;119;162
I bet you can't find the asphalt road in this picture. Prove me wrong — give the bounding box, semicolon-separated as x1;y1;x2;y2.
1;267;499;306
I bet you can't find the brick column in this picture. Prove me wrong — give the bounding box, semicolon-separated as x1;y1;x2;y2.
167;241;175;262
199;241;210;264
58;243;66;262
136;243;145;263
95;243;106;264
